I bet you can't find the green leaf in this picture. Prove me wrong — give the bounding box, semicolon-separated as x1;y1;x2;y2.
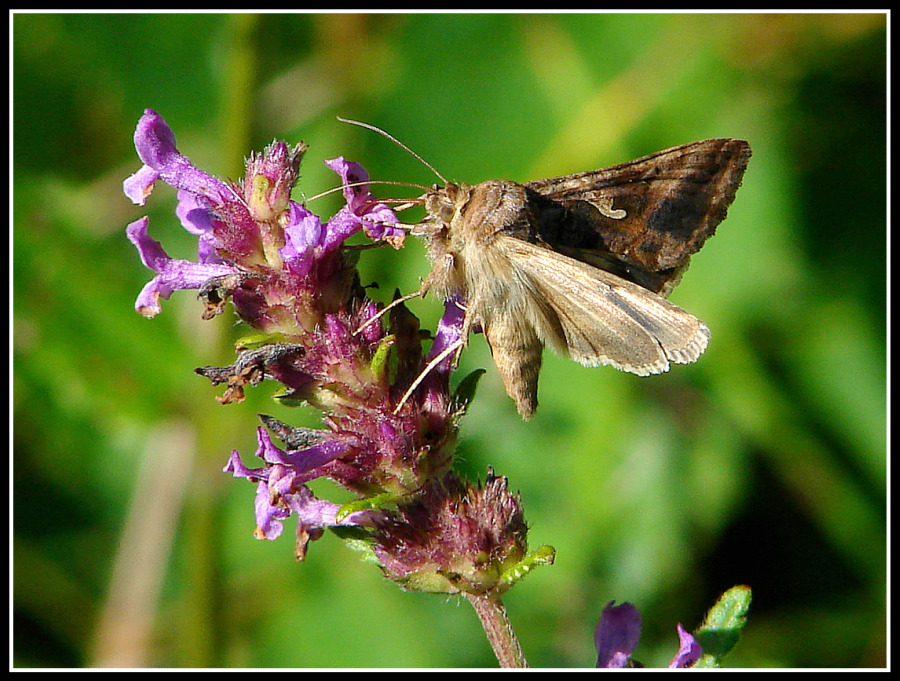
692;585;752;667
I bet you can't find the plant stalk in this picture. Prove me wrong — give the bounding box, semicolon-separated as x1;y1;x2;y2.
465;592;528;668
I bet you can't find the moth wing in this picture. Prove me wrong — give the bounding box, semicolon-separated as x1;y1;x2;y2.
499;236;710;375
524;139;750;279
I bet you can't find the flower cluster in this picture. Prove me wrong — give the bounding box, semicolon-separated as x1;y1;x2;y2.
372;469;539;596
124;109;547;583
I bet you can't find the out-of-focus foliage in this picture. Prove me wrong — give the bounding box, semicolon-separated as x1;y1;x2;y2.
13;12;885;668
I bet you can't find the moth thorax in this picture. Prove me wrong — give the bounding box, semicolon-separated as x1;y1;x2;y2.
463;180;532;242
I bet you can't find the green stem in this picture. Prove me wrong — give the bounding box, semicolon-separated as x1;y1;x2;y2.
465;592;528;668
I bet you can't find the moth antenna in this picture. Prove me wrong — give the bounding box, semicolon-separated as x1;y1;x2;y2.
223;182;250;210
387;198;426;213
354;289;424;335
393;338;465;415
304;180;429;205
337;116;449;186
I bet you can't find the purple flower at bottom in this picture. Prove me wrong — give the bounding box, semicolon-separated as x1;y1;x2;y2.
595;601;642;668
595;601;702;668
670;623;703;668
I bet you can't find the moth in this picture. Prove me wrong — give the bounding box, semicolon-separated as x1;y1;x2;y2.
406;138;751;419
339;121;750;419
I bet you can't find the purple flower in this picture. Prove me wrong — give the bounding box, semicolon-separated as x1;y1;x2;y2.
595;601;642;668
416;299;466;415
322;157;406;250
123;110;257;313
280;202;325;278
126;216;235;318
372;470;531;596
125;110;462;561
670;623;703;668
123;109;230;207
224;426;374;542
124;110;399;326
429;299;466;369
595;601;702;668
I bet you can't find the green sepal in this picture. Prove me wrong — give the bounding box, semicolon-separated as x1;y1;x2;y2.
499;544;556;590
393;570;459;594
335;492;401;523
452;368;486;414
369;334;396;379
692;585;753;668
330;526;381;564
272;387;307;407
234;332;289;351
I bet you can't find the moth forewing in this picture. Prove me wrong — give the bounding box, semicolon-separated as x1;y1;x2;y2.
524;138;751;289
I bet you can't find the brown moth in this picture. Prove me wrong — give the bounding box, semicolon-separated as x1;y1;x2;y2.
410;139;751;419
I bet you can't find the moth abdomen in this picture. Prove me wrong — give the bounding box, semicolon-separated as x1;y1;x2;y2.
484;314;543;419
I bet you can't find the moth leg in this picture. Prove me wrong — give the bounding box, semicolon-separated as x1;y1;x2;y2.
353;288;423;335
417;252;455;298
354;251;452;335
393;337;465;415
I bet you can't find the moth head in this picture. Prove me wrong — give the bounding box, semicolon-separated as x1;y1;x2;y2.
424;183;469;227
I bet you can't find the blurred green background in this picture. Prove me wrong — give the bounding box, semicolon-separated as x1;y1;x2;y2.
13;12;886;668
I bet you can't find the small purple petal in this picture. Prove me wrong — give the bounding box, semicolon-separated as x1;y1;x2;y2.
126;217;236;317
267;462;299;497
359;203;405;245
281;202;325;276
321;203;403;251
131;109;230;204
126;217;168;272
285;485;375;528
320;205;366;251
416;299;466;409
281;440;351;472
251;426;349;474
595;601;642;668
123;165;161;206
133;109;178;168
227;441;374;542
324;156;372;212
254;480;288;540
253;426;289;464
320;157;401;251
224;449;266;480
428;299;465;368
286;201;324;248
668;623;703;668
175;189;215;236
